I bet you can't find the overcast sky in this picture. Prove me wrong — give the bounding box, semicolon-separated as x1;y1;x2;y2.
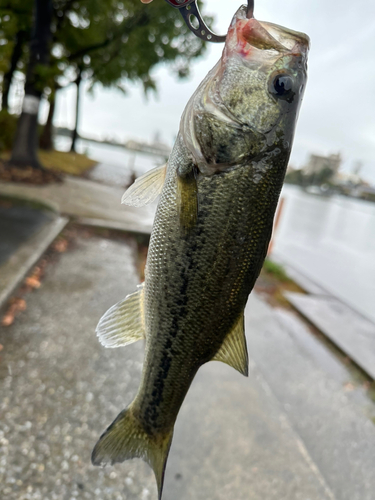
51;0;375;184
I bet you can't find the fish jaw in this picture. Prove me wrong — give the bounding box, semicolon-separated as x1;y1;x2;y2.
224;7;309;62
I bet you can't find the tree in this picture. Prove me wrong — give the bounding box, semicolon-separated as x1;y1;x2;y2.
4;0;210;162
0;0;33;110
10;0;53;168
50;0;210;151
285;168;304;186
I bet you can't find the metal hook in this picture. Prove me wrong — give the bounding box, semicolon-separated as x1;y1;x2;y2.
164;0;226;43
247;0;255;19
164;0;255;43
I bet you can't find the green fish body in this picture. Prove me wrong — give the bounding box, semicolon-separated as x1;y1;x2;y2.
92;7;309;499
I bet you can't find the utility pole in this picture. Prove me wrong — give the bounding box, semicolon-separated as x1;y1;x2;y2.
10;0;52;168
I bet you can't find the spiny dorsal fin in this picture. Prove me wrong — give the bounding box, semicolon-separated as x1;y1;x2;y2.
212;313;249;376
176;167;198;235
96;284;145;348
121;164;167;207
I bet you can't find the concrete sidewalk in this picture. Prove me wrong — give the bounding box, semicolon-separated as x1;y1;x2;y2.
1;232;374;500
272;254;375;382
0;176;156;235
0;204;68;309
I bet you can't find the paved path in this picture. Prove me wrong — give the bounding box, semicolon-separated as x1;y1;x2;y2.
0;204;68;309
1;175;374;410
285;292;375;380
272;254;375;382
0;206;51;266
0;177;156;235
1;232;374;499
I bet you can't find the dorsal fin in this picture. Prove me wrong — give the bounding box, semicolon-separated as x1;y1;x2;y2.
211;313;248;376
96;284;145;348
122;164;167;207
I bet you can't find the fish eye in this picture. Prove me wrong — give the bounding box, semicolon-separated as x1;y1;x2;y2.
269;74;295;103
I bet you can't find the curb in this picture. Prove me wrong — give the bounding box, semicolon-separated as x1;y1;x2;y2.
0;215;69;310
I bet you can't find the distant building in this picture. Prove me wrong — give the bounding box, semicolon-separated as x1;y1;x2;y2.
303;153;342;176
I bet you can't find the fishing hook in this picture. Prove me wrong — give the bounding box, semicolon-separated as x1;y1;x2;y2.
247;0;255;19
164;0;255;43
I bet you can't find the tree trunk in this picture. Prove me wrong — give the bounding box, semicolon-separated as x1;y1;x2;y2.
70;68;82;153
1;29;28;111
10;0;52;168
40;91;56;150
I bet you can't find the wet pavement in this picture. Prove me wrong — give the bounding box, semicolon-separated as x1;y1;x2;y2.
0;234;154;500
0;204;68;309
285;292;375;380
1;231;375;499
0;177;156;235
0;206;53;267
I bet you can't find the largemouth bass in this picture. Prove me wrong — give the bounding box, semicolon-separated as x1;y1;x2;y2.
92;6;309;498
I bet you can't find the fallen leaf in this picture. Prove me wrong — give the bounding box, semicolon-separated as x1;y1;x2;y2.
53;239;68;253
14;298;27;311
25;276;41;289
2;313;15;327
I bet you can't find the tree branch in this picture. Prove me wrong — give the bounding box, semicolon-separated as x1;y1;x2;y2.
68;10;150;61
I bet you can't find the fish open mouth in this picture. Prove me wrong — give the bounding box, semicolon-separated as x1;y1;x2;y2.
258;21;310;57
226;6;309;61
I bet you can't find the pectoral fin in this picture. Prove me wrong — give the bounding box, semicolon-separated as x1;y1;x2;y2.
176;167;198;234
212;314;248;376
122;164;167;207
96;284;145;348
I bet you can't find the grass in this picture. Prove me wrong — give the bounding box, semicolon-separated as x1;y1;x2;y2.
38;150;96;175
262;258;292;283
0;149;96;176
0;194;57;213
255;258;304;308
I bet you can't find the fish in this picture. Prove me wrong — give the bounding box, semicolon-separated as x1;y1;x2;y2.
91;5;309;499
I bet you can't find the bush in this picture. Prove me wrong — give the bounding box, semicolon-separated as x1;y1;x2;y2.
0;110;18;152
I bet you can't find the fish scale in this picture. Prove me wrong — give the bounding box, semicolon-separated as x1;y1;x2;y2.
92;6;309;499
139;138;288;435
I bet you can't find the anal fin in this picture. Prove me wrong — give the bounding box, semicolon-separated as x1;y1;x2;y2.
96;284;145;348
122;164;167;207
212;313;248;376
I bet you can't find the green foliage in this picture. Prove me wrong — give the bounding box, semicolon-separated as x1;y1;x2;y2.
262;259;291;283
1;0;211;162
310;166;335;186
54;0;209;92
0;0;33;75
0;109;18;151
1;0;210;100
285;166;336;187
285;168;304;186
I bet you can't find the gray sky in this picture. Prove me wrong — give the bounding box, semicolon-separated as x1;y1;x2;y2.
51;0;375;184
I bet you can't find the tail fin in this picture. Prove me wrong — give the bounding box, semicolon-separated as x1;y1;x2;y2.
92;406;173;500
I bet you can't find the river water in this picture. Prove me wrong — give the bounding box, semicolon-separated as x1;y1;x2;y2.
55;136;166;188
273;185;375;324
57;137;375;324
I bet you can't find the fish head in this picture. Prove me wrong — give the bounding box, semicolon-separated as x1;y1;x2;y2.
180;6;309;175
220;6;309;137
